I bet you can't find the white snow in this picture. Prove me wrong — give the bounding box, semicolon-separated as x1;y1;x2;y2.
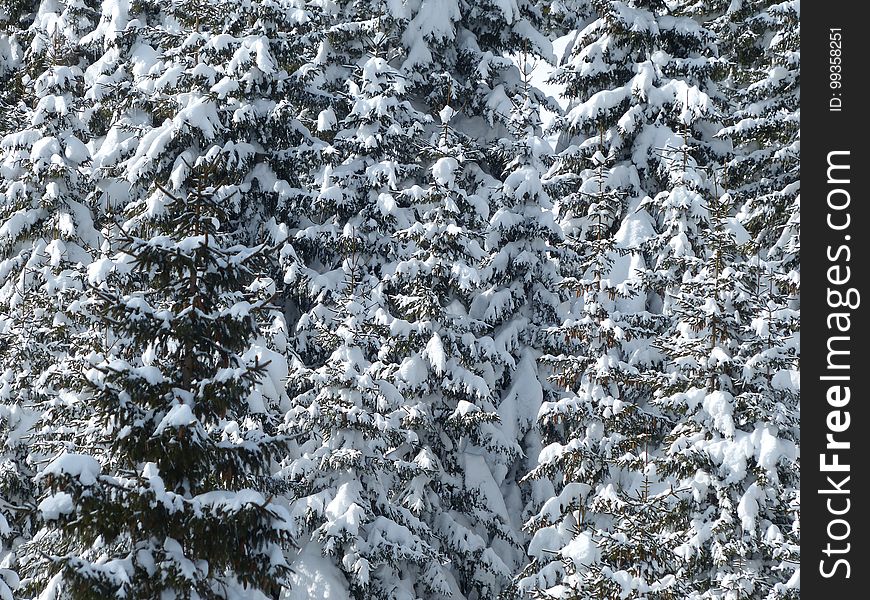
737;483;762;534
503;166;544;199
614;208;656;248
63;135;90;164
134;365;164;385
154;404;196;435
463;453;510;522
284;543;349;600
242;344;289;410
176;95;222;139
38;492;75;520
560;531;599;569
210;76;239;98
423;333;447;375
498;352;543;437
317;108;337;132
725;217;750;244
323;480;365;538
432;157;459;187
438;105;456;125
41;453;101;486
397;355;428;387
771;369;799;392
29;136;60;165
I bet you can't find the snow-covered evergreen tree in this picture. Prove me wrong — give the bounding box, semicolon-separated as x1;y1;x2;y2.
381;133;522;598
519;142;678;598
283;255;455;599
0;2;102;594
276;2;557;597
729;255;799;599
0;13;27;597
640;148;798;598
275;5;451;598
22;156;293;599
714;0;799;251
520;1;730;596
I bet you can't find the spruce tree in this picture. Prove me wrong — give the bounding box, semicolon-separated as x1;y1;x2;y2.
0;2;802;598
729;255;799;599
276;4;450;598
284;254;453;600
680;2;800;594
521;1;727;596
519;145;677;598
23;157;293;599
381;126;521;598
276;2;556;596
0;2;101;594
0;13;27;597
715;0;799;251
640;147;798;597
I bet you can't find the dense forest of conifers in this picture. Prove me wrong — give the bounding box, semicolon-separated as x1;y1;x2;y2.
0;1;799;599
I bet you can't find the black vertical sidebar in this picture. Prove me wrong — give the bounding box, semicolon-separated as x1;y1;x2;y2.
803;2;866;597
